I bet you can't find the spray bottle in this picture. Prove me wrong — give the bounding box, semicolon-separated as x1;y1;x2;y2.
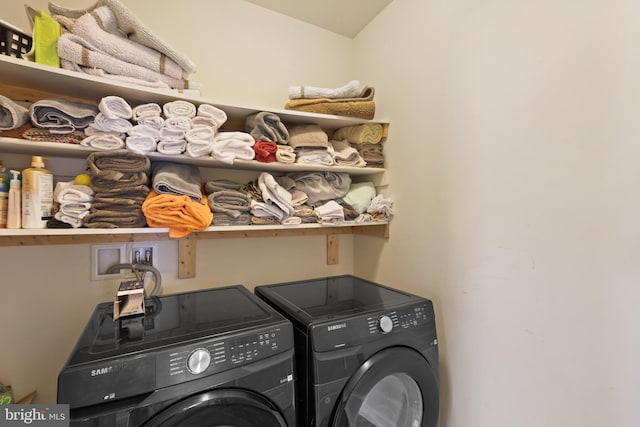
7;170;21;229
21;156;53;229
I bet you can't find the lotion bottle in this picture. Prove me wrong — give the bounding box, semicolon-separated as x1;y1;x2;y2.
21;156;53;229
0;161;7;228
7;170;21;229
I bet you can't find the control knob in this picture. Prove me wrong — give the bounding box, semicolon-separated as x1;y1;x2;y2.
379;315;393;334
187;348;211;374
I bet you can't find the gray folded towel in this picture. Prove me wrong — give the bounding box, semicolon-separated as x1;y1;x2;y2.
83;209;147;228
207;190;251;219
204;179;245;195
245;111;289;145
91;172;149;191
287;171;352;205
30;98;98;134
152;162;202;202
87;150;151;181
0;95;29;130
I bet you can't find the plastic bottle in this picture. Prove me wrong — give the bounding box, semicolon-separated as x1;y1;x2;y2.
21;156;53;229
7;170;21;229
0;161;8;228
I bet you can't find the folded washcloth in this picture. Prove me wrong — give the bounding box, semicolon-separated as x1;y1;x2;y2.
212;131;255;164
163;100;196;118
54;181;95;203
126;134;157;154
276;145;296;164
164;116;192;132
250;199;284;221
197;104;227;129
288;124;329;149
330;139;366;167
152;162;202;202
287;171;351;205
332;123;384;144
0;95;29;130
30;98;98;134
185;126;215;144
142;190;213;238
71;6;187;80
49;0;197;75
295;147;334;166
341;181;376;214
60;202;92;217
87;150;151;180
55;211;85;228
139;115;165;130
253;140;278;163
132;103;162;121
186;141;214;157
157;140;187;155
315;200;345;223
288;80;361;100
57;33;192;90
258;172;293;216
281;216;302;225
81;134;126;150
98;95;133;120
90;112;133;134
244;111;289;145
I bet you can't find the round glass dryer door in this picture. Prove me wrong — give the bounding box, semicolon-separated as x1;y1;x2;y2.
143;389;288;427
332;347;439;427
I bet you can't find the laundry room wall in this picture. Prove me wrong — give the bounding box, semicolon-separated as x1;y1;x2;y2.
353;0;640;426
0;0;358;404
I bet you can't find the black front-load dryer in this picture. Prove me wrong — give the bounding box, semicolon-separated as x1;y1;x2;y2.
57;285;296;426
255;275;439;427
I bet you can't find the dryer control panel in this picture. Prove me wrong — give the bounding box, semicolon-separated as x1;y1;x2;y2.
156;322;293;388
311;301;435;352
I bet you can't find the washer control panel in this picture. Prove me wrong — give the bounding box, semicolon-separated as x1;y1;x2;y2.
156;323;292;388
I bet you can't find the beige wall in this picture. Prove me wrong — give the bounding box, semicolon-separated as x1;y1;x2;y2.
0;0;357;404
355;0;640;426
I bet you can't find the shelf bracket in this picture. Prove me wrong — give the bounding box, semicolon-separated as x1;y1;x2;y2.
178;235;196;279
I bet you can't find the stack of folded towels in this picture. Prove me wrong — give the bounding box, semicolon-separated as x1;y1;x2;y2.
243;111;289;164
49;0;200;93
50;181;95;228
332;123;386;167
142;162;212;238
83;150;151;228
82;95;131;150
284;80;376;120
204;180;252;226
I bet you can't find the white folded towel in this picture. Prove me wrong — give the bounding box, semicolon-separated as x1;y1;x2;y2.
127;124;160;141
55;211;84;228
90;112;133;134
60;202;92;216
132;103;162;121
163;100;196;118
159;127;186;141
54;181;95;203
138;116;165;130
186;126;215;144
288;80;361;100
276;145;296;164
157;140;187;155
330;139;366;167
126;134;157;154
367;194;394;217
212;132;255;164
250;199;284;220
281;216;302;225
315;200;345;223
197;104;227;128
185;141;214;158
295;147;334;166
81;134;126;150
191;116;218;129
164;116;192;132
98;95;133;120
258;172;293;216
0;94;29;130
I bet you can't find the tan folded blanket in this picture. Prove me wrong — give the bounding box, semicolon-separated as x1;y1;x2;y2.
284;99;375;120
332;123;384;144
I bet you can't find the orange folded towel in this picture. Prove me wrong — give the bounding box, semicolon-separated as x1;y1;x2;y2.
142;190;213;238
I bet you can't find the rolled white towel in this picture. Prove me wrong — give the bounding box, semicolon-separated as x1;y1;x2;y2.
191;116;218;129
295;147;334;166
60;202;92;217
330;139;366;167
99;95;133;120
288;80;361;100
126;134;157;154
164;116;192;132
132;103;162;122
186;126;215;144
55;211;84;228
157;140;187;155
54;181;94;203
91;112;133;134
276;145;296;164
128;124;160;141
163;100;196;118
185;141;214;157
81;134;126;151
0;94;29;130
138;115;165;130
159;127;186;141
212;131;256;164
197;104;227;128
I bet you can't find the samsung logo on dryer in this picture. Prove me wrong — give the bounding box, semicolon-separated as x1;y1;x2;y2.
90;366;114;377
327;323;347;331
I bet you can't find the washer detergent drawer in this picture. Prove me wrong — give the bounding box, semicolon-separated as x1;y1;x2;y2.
58;354;156;409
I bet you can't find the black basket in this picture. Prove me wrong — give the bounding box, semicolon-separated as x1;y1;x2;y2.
0;19;32;58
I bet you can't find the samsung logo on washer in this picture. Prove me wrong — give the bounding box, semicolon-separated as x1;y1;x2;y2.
90;366;114;377
327;323;347;331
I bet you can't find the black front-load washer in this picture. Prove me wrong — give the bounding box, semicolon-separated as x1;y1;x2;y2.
58;285;296;426
255;275;439;427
